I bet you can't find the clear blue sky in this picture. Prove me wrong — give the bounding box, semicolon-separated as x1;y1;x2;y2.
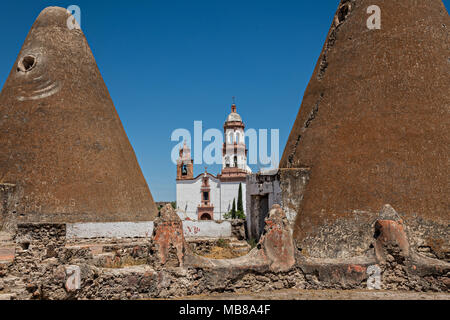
1;1;448;201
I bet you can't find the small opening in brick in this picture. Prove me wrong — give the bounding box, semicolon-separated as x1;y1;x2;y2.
17;55;36;72
373;227;381;240
21;242;30;250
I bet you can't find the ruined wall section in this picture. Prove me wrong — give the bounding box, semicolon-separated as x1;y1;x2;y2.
0;205;448;300
246;168;310;240
279;168;310;223
297;208;450;261
246;172;282;240
0;184;20;232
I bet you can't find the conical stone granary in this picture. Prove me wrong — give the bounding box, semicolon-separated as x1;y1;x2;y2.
280;0;449;258
0;7;158;226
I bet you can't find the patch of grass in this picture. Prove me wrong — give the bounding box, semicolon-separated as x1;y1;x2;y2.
216;238;229;248
202;247;247;260
247;238;258;249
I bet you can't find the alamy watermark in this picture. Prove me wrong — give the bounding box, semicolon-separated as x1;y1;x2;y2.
171;121;280;170
67;5;81;30
66;4;381;32
367;265;382;290
367;5;381;30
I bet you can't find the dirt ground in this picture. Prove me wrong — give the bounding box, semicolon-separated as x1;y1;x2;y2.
176;289;450;300
200;246;248;259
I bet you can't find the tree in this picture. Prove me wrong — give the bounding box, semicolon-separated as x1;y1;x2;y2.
237;183;244;215
231;199;236;219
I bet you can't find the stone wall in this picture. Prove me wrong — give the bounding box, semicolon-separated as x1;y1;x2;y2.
246;172;282;240
65;221;234;240
230;219;246;240
183;221;232;238
279;168;310;223
246;168;310;240
0;205;448;300
67;222;154;239
0;184;18;232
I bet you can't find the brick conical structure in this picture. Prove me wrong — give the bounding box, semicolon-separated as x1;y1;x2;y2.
0;7;157;225
280;0;449;256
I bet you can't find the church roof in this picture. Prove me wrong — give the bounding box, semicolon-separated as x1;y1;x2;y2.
226;112;242;122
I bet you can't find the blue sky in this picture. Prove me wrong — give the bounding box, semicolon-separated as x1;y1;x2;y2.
1;1;448;201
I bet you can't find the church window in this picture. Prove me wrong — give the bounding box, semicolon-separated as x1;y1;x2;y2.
234;156;238;167
182;164;187;176
203;192;209;201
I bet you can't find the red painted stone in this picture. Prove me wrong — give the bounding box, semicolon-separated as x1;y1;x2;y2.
374;219;410;262
259;205;295;272
152;205;187;267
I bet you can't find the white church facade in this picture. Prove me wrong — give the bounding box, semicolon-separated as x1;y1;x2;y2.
176;103;252;221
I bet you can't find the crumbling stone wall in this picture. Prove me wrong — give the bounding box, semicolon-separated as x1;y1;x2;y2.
403;216;449;262
0;184;18;232
299;210;379;259
230;219;246;240
1;223;68;299
246;168;310;240
297;209;450;262
279;168;310;223
246;172;282;240
0;205;448;300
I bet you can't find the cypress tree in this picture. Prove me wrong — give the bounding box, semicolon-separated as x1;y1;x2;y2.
237;183;244;215
231;199;236;219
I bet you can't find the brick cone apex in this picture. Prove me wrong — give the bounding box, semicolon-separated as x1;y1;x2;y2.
0;7;157;224
280;1;449;245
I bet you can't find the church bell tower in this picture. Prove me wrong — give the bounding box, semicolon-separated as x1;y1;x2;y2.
219;102;251;181
176;142;193;180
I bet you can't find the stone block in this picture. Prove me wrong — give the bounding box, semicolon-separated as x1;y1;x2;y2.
65;265;81;292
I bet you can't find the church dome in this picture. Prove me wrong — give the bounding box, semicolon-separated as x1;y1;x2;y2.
225;104;242;123
226;112;242;123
